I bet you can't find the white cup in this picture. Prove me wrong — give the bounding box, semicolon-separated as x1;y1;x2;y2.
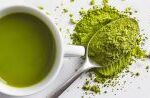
0;3;85;96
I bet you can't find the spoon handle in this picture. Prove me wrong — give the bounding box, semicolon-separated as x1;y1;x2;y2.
50;66;87;98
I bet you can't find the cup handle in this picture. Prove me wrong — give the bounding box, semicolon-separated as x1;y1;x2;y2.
64;45;85;57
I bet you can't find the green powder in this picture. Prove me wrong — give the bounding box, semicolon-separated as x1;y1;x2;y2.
88;17;146;76
71;0;147;94
70;0;75;3
63;8;68;13
72;6;126;46
38;6;44;10
90;0;95;5
82;84;100;94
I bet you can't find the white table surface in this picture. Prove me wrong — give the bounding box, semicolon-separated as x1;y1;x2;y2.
0;0;150;98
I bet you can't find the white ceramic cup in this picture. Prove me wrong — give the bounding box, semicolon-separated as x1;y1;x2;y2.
0;4;85;96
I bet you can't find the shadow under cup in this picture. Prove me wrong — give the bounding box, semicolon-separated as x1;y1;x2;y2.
0;5;63;96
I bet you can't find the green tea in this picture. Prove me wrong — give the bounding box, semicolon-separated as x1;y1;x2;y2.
0;13;56;87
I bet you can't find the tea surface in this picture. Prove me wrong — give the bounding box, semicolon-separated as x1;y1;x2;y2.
0;13;55;87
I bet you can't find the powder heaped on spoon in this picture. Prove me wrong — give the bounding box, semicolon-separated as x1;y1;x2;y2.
88;17;146;76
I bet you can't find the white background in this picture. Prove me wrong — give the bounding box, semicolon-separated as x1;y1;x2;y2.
0;0;150;98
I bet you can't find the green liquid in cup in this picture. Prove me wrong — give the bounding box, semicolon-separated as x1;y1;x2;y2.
0;13;56;87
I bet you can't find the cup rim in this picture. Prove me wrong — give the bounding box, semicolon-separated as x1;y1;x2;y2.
0;4;64;96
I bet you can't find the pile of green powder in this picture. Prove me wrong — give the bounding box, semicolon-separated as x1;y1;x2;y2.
71;0;147;94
